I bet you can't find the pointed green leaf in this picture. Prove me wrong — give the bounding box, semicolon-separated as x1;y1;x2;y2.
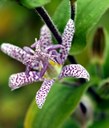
89;119;109;128
70;0;109;54
24;82;89;128
53;0;71;33
103;30;109;78
20;0;51;9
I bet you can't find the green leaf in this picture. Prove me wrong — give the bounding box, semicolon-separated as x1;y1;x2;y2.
24;82;89;128
103;31;109;77
89;118;109;128
62;117;78;128
71;0;109;54
20;0;51;9
53;0;71;33
97;78;109;99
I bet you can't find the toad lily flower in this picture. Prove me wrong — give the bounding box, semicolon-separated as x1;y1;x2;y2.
0;19;90;109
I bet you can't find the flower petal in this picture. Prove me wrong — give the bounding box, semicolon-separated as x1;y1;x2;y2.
23;46;35;55
1;43;29;63
58;64;90;81
40;25;52;49
36;79;55;109
9;71;42;90
60;19;75;64
0;43;39;69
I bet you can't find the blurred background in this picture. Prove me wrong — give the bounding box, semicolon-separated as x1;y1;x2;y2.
0;0;109;128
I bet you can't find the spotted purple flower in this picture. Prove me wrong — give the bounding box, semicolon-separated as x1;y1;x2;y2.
0;19;90;109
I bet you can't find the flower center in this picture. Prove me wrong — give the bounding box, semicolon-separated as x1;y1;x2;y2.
43;60;62;79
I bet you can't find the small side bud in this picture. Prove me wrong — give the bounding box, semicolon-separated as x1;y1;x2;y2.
91;28;105;65
73;96;93;128
97;78;109;99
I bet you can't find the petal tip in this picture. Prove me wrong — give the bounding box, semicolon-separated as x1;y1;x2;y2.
58;64;90;81
35;95;43;109
0;43;8;51
78;64;90;81
9;75;19;90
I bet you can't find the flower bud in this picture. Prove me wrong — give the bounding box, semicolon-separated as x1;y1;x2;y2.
74;96;93;128
98;78;109;99
91;28;105;65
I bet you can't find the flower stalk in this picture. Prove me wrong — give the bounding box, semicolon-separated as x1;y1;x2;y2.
35;6;62;44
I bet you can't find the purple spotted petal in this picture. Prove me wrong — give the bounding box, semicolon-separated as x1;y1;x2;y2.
40;25;52;49
36;79;55;109
1;43;29;63
9;71;42;90
60;19;75;64
23;46;35;55
58;64;90;81
45;44;64;53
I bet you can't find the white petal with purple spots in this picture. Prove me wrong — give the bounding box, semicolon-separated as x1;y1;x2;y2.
40;25;52;50
58;64;90;81
60;19;75;64
1;43;29;63
36;79;55;109
9;71;42;90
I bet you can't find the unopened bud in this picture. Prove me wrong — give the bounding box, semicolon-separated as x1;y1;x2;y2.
98;78;109;99
91;28;105;64
74;96;93;128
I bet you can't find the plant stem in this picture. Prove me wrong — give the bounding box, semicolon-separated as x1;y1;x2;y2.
95;63;103;78
68;55;77;64
88;87;102;103
70;0;76;20
35;7;62;44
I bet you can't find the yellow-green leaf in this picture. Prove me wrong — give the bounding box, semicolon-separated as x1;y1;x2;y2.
24;82;89;128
